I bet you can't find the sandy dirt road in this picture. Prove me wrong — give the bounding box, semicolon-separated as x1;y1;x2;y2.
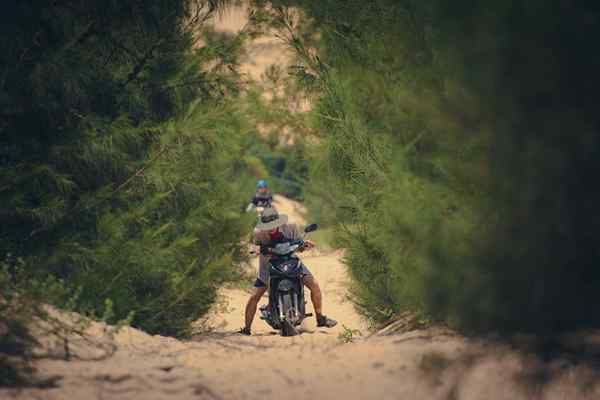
4;196;600;400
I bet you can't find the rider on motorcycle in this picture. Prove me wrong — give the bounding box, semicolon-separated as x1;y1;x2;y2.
245;179;273;212
240;207;337;335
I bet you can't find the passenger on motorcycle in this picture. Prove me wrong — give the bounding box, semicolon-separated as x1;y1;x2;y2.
240;207;337;335
245;179;273;212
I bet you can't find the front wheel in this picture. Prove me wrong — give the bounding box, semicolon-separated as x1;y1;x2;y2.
281;319;297;337
280;294;297;337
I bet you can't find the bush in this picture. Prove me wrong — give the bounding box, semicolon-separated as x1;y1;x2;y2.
0;0;257;338
63;103;256;336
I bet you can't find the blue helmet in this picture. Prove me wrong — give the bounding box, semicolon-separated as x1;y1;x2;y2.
256;179;268;189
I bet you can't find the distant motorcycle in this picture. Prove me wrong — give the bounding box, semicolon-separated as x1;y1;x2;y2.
245;198;273;217
257;223;318;336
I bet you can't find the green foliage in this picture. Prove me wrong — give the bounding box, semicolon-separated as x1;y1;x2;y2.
263;0;600;333
0;0;259;342
337;325;362;344
69;102;255;336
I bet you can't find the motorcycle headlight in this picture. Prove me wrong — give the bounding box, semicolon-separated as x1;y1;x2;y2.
273;243;290;255
277;279;293;292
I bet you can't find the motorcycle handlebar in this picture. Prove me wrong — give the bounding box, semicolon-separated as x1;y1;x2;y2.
249;226;316;257
259;240;305;255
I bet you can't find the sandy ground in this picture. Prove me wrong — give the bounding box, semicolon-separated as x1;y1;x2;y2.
4;197;600;400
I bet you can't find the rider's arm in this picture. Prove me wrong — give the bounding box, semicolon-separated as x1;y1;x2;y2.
292;224;316;251
253;230;272;255
252;228;269;246
278;223;309;251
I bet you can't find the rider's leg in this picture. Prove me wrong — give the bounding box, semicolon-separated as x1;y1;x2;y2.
303;275;323;317
243;254;270;331
244;284;267;331
303;274;337;328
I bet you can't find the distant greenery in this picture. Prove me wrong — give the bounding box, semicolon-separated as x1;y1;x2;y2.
244;135;309;200
256;0;600;334
308;227;335;252
240;71;312;200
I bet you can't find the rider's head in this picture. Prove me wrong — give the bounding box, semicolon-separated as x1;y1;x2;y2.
256;207;287;236
256;179;268;193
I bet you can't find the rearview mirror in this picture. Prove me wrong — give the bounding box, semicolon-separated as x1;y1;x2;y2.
304;223;318;233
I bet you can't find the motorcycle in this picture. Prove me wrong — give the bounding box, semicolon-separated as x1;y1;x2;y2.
245;198;273;217
258;223;318;337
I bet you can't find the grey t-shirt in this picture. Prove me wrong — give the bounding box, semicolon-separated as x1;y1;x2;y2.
252;223;302;246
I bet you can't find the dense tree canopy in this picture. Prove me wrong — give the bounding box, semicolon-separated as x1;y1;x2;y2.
0;0;259;337
258;0;600;333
